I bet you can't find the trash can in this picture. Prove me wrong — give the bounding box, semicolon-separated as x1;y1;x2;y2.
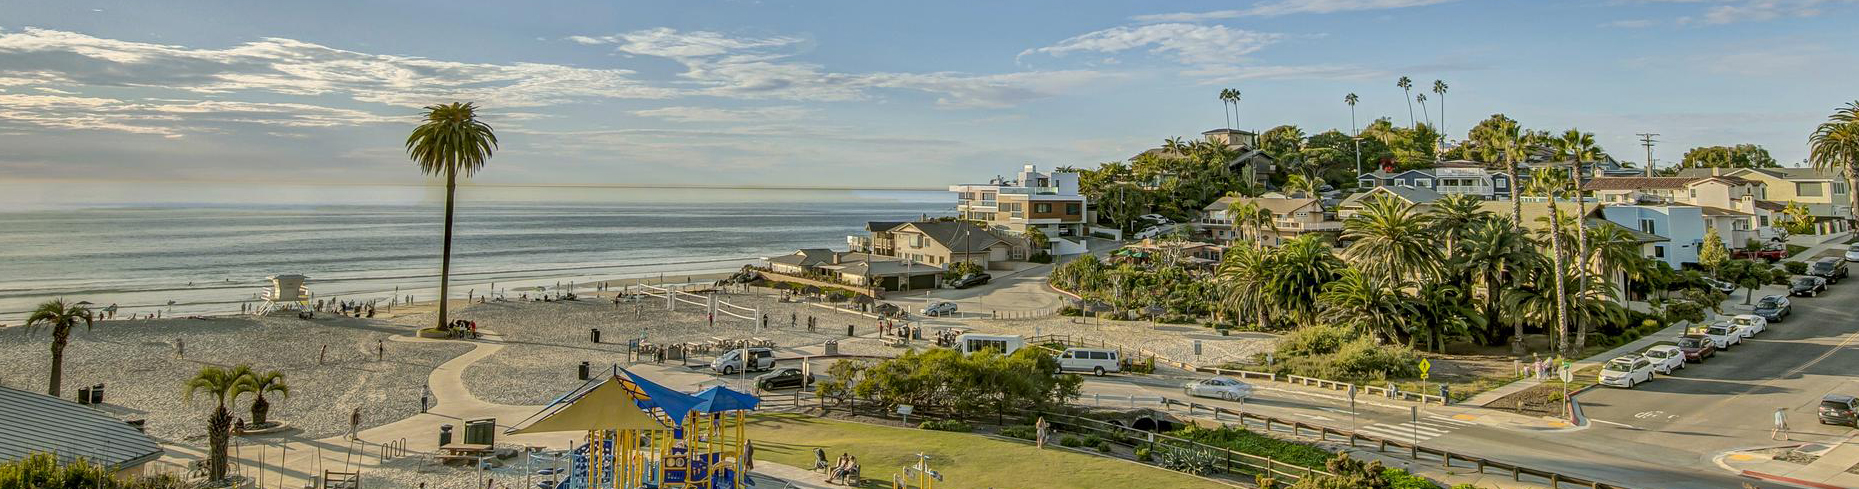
824;340;839;356
91;384;103;405
846;324;855;337
578;361;591;380
590;328;601;344
439;424;454;446
77;386;92;405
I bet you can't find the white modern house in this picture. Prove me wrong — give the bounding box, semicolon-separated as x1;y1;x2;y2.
949;165;1090;256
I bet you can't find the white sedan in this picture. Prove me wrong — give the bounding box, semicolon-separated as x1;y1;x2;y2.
1184;377;1253;402
1642;345;1686;374
1846;244;1859;262
1730;314;1767;337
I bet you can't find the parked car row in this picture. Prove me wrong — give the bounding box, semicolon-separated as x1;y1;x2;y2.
1603;313;1773;389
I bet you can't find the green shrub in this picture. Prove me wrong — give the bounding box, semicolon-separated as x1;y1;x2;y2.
1274;324;1352;358
1135;447;1153;462
1166;425;1331;469
1641;318;1659;329
0;452;188;489
1059;435;1083;448
1030;253;1054;264
999;425;1036;440
1080;434;1103;447
1784;261;1808;275
1255;475;1279;488
1095;441;1112;453
1381;468;1438;489
919;419;972;432
1448;485;1481;489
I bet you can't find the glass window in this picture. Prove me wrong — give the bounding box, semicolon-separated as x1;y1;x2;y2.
1654;245;1666;258
1034;203;1051;213
1066;203;1081;215
1839;183;1850;194
1639;219;1657;234
1798;182;1825;197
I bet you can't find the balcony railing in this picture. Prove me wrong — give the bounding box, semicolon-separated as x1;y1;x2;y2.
1272;220;1342;231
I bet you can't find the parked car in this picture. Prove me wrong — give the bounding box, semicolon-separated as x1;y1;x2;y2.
1847;244;1859;262
711;347;775;375
1821;394;1859;427
1729;314;1767;337
1056;347;1121;376
1139;214;1171;224
920;301;958;317
1792;276;1828;297
1183;377;1253;401
1702;323;1742;349
1810;257;1849;284
1598;355;1656;388
1642;345;1686;374
1701;277;1737;294
754;367;816;390
1753;295;1792;323
1734;247;1788;262
948;273;992;289
1676;334;1718;362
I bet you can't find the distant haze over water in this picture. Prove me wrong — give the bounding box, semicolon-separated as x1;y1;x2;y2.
0;181;951;322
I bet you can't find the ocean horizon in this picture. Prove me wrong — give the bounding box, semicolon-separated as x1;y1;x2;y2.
0;181;953;323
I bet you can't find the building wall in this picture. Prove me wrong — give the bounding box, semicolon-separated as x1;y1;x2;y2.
1603;205;1704;269
1027;199;1085;220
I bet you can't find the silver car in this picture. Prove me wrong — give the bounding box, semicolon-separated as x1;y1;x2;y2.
920;301;958;317
1184;376;1253;401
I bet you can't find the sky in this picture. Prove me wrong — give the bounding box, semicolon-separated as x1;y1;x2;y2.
0;0;1854;189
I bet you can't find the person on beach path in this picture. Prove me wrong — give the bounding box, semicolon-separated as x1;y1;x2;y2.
348;407;362;440
377;339;385;362
808;316;815;332
175;338;185;358
1774;407;1790;440
421;384;432;413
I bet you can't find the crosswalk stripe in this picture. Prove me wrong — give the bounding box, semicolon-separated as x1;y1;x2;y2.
1426;415;1474;426
1355;425;1430;440
1393;423;1449;436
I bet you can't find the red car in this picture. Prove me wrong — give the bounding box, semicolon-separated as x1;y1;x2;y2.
1734;248;1786;262
1676;334;1717;362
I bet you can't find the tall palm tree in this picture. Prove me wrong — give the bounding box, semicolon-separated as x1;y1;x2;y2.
1266;235;1344;326
1346;93;1362;175
1397;76;1415;128
1459;217;1539;352
25;299;94;396
1216;245;1274;328
1553;129;1603;349
1221;89;1243;130
1524;169;1574;355
1430;194;1490;261
1495;119;1529;228
406;102;499;332
236;369;290;427
1341;193;1439;283
1416;93;1432;128
1432;80;1449;139
185;365;255;482
1584;224;1647;300
1809;101;1859;220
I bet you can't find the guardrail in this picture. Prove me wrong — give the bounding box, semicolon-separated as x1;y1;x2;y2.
1196;367;1448;405
1158;397;1624;489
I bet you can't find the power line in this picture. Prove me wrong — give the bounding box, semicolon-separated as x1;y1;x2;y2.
1636;133;1660;176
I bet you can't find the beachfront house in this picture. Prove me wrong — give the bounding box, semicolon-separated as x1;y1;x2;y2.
0;385;164;478
764;249;943;291
882;220;1017;269
949;165;1091;256
1198;195;1338;246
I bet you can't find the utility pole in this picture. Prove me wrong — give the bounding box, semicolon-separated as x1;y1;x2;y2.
1637;133;1660;177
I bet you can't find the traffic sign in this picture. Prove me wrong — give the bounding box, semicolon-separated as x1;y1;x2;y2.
1559;365;1573;383
1417;358;1432;380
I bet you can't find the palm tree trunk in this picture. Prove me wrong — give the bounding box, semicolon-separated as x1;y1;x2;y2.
48;331;67;396
436;168;457;330
1404;89;1415;128
1571;158;1592;353
252;395;271;426
1550;204;1572;356
1508;164;1523;229
209;405;231;481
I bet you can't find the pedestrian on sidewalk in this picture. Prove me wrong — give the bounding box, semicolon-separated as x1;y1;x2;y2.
377;339;385;361
421;384;432;413
1774;407;1790;440
348;407;362;440
175;338;185;358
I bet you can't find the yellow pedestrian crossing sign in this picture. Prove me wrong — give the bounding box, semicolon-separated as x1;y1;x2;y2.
1418;358;1431;380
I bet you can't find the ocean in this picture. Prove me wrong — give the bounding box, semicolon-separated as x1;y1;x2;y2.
0;182;951;323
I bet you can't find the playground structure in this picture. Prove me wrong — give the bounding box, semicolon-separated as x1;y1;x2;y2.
635;284;762;328
509;367;760;489
257;274;311;315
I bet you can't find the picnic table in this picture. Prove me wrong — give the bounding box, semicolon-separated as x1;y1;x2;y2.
437;443;494;464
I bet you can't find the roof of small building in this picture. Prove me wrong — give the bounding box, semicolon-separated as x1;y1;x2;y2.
1339;186;1444;207
866;221;907;232
894;221;1007;253
1582;176;1752;191
1674;167;1843;180
1699;206;1755;217
0;385;162;469
1203;195;1322;215
766;248;838;267
1475;201;1667;243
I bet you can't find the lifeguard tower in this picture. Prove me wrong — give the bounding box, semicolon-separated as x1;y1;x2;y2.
256;274;311;315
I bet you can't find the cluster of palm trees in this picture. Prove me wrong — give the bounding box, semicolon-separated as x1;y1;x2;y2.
1216;192;1652;355
184;365;290;482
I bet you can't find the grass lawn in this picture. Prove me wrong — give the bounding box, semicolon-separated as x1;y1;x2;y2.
745;413;1228;488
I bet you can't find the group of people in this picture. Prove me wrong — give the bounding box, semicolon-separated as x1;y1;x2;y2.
315;299;375;318
441;319;481;339
1528;355;1564;380
816;448;860;484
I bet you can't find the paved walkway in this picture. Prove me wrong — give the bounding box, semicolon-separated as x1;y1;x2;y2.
1718;435;1859;489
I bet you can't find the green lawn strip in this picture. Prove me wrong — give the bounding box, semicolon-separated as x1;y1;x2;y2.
1166;425;1331;469
745;413;1227;488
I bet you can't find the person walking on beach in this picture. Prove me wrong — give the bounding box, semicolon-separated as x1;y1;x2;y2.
421;383;432;413
347;407;362;440
175;338;185;358
377;339;385;362
1774;407;1790;440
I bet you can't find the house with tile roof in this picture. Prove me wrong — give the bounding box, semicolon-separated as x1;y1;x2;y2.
1584;174;1780;246
763;249;944;291
871;220;1019;270
1356;166;1523;201
1672;167;1853;235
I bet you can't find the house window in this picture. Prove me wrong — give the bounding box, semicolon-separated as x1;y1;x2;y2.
1760;215;1770;226
1359;178;1375;188
1689;189;1697;199
1639;219;1656;235
1653;245;1665;258
1838;183;1850;195
1035;203;1052;213
1066;203;1080;215
1494;178;1508;189
1798;182;1825;197
1417;178;1433;188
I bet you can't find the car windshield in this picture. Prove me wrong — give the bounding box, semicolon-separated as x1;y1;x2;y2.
1679;338;1705;348
1797;278;1818;286
1814;263;1834;272
1708;326;1732;335
1645;349;1670;358
1733;317;1753;325
1758;298;1782;308
1604;360;1634;372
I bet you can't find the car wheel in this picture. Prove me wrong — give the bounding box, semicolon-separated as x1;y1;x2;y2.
1625;378;1634;388
1093;366;1106;377
724;366;737;375
1223;391;1237;401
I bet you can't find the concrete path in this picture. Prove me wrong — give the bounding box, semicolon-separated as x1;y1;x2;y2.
1718;435;1859;489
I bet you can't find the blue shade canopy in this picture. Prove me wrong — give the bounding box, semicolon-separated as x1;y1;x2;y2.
692;385;761;413
622;368;704;425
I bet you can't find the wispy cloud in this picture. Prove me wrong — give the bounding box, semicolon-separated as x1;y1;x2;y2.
1599;19;1659;28
630;105;816;123
1635;0;1859;25
0;93;398;136
1133;0;1460;22
1019;23;1283;64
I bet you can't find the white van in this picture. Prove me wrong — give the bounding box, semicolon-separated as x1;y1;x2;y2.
711;347;775;375
1057;348;1120;376
956;334;1024;355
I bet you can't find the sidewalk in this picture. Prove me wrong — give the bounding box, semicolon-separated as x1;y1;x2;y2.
1718;435;1859;489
